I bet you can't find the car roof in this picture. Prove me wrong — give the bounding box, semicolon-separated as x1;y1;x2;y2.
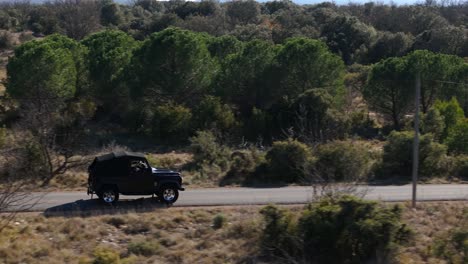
95;151;146;162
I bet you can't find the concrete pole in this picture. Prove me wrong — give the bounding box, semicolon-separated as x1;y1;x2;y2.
412;72;421;208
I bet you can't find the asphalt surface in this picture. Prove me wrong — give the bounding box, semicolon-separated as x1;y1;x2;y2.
19;184;468;214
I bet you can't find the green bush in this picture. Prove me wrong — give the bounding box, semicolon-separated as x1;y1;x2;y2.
127;240;160;257
379;131;448;180
264;139;312;183
192;95;236;132
259;205;300;258
450;155;468;180
434;98;465;140
221;148;265;185
314;140;377;182
151;102;192;142
421;108;445;140
299;196;411;263
93;247;120;264
446;120;468;154
212;213;227;229
189;130;230;170
260;196;411;263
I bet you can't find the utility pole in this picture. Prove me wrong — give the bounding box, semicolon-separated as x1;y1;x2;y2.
412;72;421;208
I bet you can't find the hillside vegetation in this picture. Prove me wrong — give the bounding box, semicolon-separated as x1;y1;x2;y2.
0;0;467;189
0;200;466;264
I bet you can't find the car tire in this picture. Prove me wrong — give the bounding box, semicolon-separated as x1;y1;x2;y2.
158;186;179;204
99;187;119;204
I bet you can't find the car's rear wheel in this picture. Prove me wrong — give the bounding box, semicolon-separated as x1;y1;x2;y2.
159;186;179;204
99;187;119;204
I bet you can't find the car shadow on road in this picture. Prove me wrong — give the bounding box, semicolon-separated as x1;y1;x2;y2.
44;198;170;218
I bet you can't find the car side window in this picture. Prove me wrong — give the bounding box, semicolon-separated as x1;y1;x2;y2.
130;159;148;175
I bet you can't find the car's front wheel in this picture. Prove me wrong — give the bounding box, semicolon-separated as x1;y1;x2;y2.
159;186;179;204
99;187;119;204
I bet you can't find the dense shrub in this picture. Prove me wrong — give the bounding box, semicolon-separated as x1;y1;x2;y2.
127;240;160;257
192;96;236;132
314;140;378;182
189;130;230;170
446;121;468;154
151;103;192;142
212;214;227;229
379;131;448;180
259;205;300;258
299;196;411;263
434;98;465;140
260;196;411;263
93;247;120;264
264;139;312;183
421;108;445;140
450;155;468;180
221;148;265;186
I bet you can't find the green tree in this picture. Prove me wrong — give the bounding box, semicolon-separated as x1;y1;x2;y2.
364;51;465;129
215;39;277;112
206;35;243;62
7;34;86;100
407;50;465;113
55;0;101;40
192;96;236;132
81;30;137;112
100;0;124;26
363;56;413;130
130;27;215;104
271;37;345;102
413;26;466;56
6;35;89;185
320;15;377;65
290;88;339;142
230;23;273;42
367;31;414;63
433;98;465;140
225;0;260;25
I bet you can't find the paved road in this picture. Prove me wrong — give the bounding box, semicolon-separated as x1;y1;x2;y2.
23;184;468;213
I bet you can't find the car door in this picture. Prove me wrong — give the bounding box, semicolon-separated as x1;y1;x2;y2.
95;158;131;193
128;158;154;194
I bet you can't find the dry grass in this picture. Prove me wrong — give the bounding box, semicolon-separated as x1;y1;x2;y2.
0;206;264;264
146;152;193;170
396;201;467;264
47;171;88;191
0;202;465;264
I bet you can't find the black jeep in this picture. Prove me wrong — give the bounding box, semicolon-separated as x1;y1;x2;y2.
87;151;184;204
